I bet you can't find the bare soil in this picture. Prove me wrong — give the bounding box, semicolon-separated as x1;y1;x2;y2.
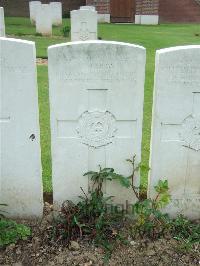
36;58;48;65
0;202;199;266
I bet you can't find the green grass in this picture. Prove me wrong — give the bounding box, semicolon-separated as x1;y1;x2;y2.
5;17;200;192
37;66;52;191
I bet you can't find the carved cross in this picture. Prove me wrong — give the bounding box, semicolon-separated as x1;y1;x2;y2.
79;22;90;41
161;92;200;151
56;88;137;173
161;91;200;198
75;22;96;41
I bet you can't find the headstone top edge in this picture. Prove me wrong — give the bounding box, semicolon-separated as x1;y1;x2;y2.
48;40;146;52
50;2;62;5
0;37;35;46
156;45;200;55
29;1;41;3
71;9;97;14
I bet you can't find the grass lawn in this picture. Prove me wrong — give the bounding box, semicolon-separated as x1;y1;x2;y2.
5;17;200;192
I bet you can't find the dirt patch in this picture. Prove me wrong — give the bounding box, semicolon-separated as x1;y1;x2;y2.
0;203;199;266
43;192;53;204
36;58;48;65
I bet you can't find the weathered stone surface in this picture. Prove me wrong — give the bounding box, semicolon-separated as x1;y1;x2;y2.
0;7;5;37
36;4;52;36
149;45;200;219
48;41;146;207
0;38;43;218
50;2;62;26
29;1;41;24
70;9;97;41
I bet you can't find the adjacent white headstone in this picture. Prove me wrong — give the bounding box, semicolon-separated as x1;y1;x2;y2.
0;7;5;37
0;38;43;218
140;15;159;25
48;41;146;207
29;1;41;25
70;9;97;41
50;2;62;26
97;14;110;23
80;6;96;12
36;4;52;36
149;46;200;220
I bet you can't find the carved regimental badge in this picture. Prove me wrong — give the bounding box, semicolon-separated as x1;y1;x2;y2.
77;111;117;148
180;115;200;151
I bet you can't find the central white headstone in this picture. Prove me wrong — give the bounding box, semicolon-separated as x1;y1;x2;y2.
29;1;41;25
48;41;146;207
50;2;62;26
36;4;52;36
149;46;200;220
70;9;97;41
0;38;43;218
0;7;5;37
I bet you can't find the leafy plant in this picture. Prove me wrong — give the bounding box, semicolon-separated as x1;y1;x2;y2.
0;219;31;247
53;166;130;260
0;203;8;218
132;180;171;239
35;32;42;37
171;215;200;251
53;155;199;260
61;26;70;37
126;155;149;200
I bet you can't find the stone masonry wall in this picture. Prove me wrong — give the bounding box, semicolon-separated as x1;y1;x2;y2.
86;0;110;14
136;0;159;15
1;0;85;17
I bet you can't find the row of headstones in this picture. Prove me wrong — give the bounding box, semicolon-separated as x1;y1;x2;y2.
29;2;98;39
1;37;200;220
0;4;97;40
29;1;62;36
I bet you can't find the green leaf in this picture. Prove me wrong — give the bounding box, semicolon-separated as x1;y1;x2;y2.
83;171;98;176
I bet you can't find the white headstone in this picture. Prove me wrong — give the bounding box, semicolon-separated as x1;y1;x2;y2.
80;6;96;12
50;2;62;26
0;38;43;218
29;1;41;24
0;7;5;37
70;9;97;41
48;41;146;207
149;46;200;220
36;4;52;36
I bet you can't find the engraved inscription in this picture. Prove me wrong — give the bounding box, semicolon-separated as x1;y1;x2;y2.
180;115;200;151
170;197;200;211
161;63;200;84
55;53;137;82
0;57;32;74
77;111;117;148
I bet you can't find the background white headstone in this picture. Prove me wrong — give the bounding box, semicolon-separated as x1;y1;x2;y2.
0;38;43;218
50;2;62;26
149;45;200;220
0;7;5;37
48;41;146;207
29;1;41;25
70;9;97;41
36;4;52;36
